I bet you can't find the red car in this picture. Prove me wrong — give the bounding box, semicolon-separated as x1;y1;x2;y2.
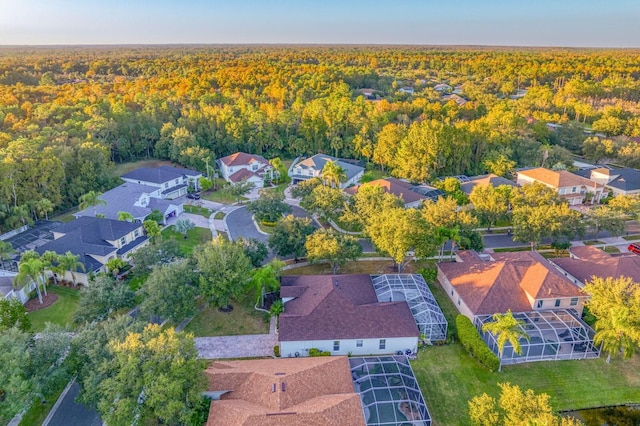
629;243;640;255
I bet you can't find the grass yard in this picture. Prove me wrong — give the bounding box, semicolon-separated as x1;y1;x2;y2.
19;375;69;426
492;244;551;253
110;159;173;177
411;345;640;426
282;259;436;276
602;245;621;254
162;226;212;256
214;211;225;220
183;293;269;337
583;240;604;245
202;188;247;204
28;285;80;331
623;234;640;241
183;204;212;218
51;208;78;223
256;220;275;234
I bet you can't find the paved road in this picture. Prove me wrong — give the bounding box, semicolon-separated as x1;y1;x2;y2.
43;381;101;426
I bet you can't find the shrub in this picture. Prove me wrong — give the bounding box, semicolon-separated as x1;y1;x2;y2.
308;348;331;357
419;268;437;284
273;345;280;357
456;315;500;371
260;219;277;227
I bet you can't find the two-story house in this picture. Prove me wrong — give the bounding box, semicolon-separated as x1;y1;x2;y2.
36;217;148;285
516;167;605;205
290;154;364;189
218;152;272;187
74;182;183;224
121;166;202;199
575;167;640;196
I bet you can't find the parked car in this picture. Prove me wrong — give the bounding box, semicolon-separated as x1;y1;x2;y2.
187;192;201;200
628;243;640;255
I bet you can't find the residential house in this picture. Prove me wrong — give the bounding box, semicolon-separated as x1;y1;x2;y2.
279;274;420;357
460;174;518;195
552;245;640;287
344;178;427;208
575;167;640;196
121;165;202;199
437;251;588;318
74;182;183;224
357;88;377;100
433;83;452;93
290;154;364;189
204;357;366;426
516;167;605;205
438;250;598;364
442;94;467;106
0;269;36;304
36;217;148;285
398;86;414;95
408;184;445;202
218;152;273;187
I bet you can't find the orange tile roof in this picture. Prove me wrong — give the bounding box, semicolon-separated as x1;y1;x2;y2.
438;250;583;315
553;246;640;284
517;168;603;190
220;152;269;167
205;357;365;426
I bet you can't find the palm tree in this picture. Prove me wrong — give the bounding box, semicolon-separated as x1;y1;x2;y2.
106;258;128;278
321;160;347;188
594;306;638;363
269;157;284;184
482;310;530;371
269;299;284;330
40;250;60;287
250;263;280;308
16;257;45;304
117;211;135;222
79;191;107;216
0;241;15;269
34;198;54;220
57;251;85;286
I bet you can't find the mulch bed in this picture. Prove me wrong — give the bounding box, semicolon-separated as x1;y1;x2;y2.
25;292;59;312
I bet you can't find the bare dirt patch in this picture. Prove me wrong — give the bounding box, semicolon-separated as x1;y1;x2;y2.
25;292;59;312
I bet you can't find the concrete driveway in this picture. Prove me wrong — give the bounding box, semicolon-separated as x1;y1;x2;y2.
179;212;210;229
195;333;278;359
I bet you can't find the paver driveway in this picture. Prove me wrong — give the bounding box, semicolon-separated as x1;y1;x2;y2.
195;333;277;359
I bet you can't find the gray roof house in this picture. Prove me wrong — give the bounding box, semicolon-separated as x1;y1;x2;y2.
575;167;640;196
121;165;202;199
74;182;183;224
290;154;364;188
36;217;148;285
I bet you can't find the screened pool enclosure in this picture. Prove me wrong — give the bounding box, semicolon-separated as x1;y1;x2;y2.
474;309;600;366
372;274;448;342
350;356;431;426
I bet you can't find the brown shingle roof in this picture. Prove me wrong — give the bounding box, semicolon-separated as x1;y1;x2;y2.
553;246;640;284
228;168;261;183
279;274;419;341
344;178;426;205
220;152;269;167
205;357;365;426
517;168;603;190
460;174;518;195
438;251;583;315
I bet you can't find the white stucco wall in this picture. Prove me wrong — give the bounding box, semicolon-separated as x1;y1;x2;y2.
280;336;418;358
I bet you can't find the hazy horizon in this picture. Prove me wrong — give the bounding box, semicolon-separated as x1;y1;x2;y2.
1;0;639;48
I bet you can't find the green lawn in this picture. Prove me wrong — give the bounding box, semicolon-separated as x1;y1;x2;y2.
602;245;620;254
583;240;604;246
202;189;247;204
183;292;269;337
623;234;640;241
28;285;81;331
111;159;173;177
412;345;640;426
183;204;212;218
51;208;78;223
19;374;69;426
256;220;275;234
161;226;212;256
214;211;225;220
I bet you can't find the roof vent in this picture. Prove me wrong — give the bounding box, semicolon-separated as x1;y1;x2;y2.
281;382;286;392
334;279;339;287
272;383;276;393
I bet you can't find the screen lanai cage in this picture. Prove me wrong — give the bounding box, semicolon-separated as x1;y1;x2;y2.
474;309;600;366
350;356;431;426
372;274;448;343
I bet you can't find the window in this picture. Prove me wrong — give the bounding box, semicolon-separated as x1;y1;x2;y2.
571;186;577;193
164;183;169;189
457;298;461;306
120;237;126;246
175;179;179;185
451;289;453;296
134;229;140;238
537;300;543;308
252;164;258;171
356;340;363;348
570;297;579;306
555;299;561;307
379;339;386;350
333;341;340;351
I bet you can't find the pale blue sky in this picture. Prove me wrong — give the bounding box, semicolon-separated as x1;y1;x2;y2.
0;0;638;47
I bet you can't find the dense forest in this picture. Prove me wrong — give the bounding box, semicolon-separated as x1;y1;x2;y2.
1;46;640;232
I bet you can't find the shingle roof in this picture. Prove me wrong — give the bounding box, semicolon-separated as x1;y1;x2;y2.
74;183;168;221
460;174;518;195
344;178;426;205
205;357;365;426
219;152;270;167
279;274;419;341
606;168;640;192
229;168;261;183
517;168;603;190
553;246;640;284
121;165;200;184
438;251;583;315
294;155;364;182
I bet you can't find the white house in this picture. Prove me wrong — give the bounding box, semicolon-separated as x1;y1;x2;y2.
290;154;364;189
74;182;183;224
576;167;640;196
121;165;202;199
516;167;605;205
218;152;272;187
278;274;420;357
36;217;148;285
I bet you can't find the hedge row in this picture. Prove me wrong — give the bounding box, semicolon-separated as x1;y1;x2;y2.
456;315;500;371
308;348;331;357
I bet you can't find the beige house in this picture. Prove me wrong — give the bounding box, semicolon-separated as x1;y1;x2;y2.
218;152;272;187
437;250;587;319
516;167;605;205
552;245;640;287
576;167;640;196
